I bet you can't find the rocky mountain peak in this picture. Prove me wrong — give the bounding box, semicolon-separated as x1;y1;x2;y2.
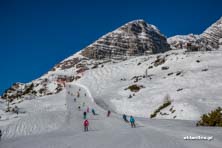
168;16;222;51
201;17;222;48
117;19;161;35
81;19;171;59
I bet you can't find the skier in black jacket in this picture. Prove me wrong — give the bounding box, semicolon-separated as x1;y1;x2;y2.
123;114;129;122
0;129;2;141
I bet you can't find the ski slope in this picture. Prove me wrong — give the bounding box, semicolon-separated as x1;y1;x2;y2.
77;49;222;120
2;49;222;121
1;83;222;148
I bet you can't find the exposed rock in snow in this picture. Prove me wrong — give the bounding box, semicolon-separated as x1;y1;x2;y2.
219;38;222;45
81;19;171;59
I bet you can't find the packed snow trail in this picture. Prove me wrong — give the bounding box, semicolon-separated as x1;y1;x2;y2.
64;83;130;132
1;83;222;148
1;118;222;148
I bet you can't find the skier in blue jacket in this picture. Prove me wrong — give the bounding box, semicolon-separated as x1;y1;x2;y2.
130;116;136;128
92;108;96;115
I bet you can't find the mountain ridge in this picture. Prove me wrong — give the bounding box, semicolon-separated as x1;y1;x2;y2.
81;19;171;59
168;16;222;50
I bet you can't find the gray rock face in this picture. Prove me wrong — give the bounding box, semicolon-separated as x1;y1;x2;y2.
201;17;222;49
81;20;171;59
168;34;212;51
168;34;201;49
168;17;222;51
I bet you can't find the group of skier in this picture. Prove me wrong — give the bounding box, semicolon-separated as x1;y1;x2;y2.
73;90;92;132
77;101;136;132
82;107;99;131
72;87;137;133
82;107;136;132
123;114;136;128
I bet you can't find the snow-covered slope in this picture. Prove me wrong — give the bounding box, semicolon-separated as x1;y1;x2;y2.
1;50;222;148
77;49;222;120
1;83;222;148
1;49;222;122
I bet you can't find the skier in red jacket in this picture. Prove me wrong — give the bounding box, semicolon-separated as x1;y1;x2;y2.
83;119;89;132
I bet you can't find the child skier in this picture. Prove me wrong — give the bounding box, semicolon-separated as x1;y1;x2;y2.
130;116;136;128
83;119;89;132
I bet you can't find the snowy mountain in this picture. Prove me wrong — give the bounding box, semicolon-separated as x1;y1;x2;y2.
201;17;222;48
168;17;222;51
1;18;222;120
1;18;222;148
1;19;171;102
81;19;171;59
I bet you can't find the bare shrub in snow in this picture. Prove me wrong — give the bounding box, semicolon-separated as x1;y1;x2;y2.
150;94;172;118
126;84;144;92
197;107;222;127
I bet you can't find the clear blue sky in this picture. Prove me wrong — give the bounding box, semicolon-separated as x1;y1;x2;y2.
0;0;221;94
